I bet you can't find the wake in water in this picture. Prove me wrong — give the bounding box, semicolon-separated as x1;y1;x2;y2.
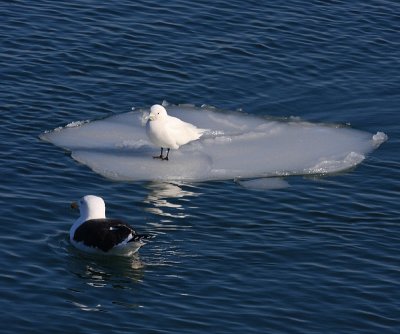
40;103;387;182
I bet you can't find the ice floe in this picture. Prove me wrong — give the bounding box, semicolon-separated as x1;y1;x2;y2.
40;104;387;182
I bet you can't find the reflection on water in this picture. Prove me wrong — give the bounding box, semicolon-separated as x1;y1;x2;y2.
68;251;145;287
66;251;147;311
71;301;103;312
144;182;200;218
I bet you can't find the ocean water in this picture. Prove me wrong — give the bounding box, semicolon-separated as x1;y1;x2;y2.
1;0;399;333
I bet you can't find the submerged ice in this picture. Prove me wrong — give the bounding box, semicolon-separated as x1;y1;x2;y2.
40;105;387;182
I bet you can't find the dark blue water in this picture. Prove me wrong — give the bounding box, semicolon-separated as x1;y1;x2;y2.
1;1;399;333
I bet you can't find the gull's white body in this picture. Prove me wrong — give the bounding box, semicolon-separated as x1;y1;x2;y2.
146;104;207;150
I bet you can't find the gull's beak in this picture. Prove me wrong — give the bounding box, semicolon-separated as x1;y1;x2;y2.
71;201;79;210
148;114;155;121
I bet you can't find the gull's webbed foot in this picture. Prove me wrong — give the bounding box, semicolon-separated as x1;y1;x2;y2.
153;148;164;160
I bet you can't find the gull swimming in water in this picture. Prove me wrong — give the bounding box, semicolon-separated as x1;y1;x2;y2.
70;195;151;256
146;104;208;160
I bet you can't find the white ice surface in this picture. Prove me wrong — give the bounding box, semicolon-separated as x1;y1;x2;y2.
237;178;290;190
40;105;387;182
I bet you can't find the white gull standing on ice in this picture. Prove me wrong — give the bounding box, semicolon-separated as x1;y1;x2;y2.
146;104;208;160
70;195;151;256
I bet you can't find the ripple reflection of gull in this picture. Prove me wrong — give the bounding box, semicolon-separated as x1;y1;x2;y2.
144;182;199;218
68;251;145;287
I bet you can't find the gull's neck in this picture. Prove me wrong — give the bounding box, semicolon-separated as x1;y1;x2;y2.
69;205;106;241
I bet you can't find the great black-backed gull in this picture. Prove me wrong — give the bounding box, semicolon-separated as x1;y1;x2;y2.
70;195;151;256
146;104;208;160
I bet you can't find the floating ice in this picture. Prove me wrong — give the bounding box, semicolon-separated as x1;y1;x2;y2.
372;132;388;148
40;105;387;182
237;178;290;190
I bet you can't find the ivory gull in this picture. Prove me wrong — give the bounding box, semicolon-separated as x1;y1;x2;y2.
146;104;207;160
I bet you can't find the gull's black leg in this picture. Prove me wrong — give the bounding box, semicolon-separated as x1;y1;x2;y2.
163;148;170;161
153;147;163;159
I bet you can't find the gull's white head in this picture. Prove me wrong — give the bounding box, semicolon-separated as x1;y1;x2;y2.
72;195;106;221
148;104;168;121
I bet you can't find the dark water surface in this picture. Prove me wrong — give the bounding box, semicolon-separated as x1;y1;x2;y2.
1;1;399;333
